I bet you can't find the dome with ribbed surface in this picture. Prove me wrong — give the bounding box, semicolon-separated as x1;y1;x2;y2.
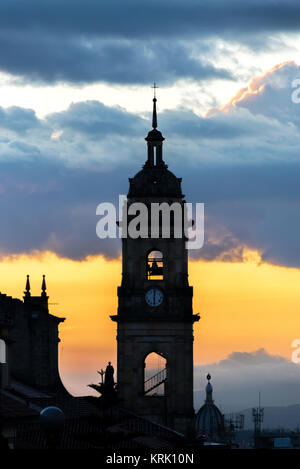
195;374;224;439
128;166;183;198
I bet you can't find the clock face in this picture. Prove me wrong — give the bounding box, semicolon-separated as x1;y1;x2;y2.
145;288;164;307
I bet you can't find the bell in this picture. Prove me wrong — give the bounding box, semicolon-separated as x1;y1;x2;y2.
150;260;163;276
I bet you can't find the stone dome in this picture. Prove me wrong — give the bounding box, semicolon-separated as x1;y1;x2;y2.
128;165;183;198
195;374;224;439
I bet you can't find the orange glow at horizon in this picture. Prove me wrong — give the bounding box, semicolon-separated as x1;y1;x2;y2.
0;251;299;395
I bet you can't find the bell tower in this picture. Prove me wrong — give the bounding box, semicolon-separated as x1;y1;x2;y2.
111;92;199;435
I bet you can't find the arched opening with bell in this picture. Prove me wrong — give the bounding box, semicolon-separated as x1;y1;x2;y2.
147;250;164;280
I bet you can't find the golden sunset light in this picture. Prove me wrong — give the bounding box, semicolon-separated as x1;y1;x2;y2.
1;251;299;397
2;0;300;450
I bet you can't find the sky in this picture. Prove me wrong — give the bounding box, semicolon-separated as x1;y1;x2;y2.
1;0;300;413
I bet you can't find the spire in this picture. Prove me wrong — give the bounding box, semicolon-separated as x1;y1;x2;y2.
152;83;158;129
195;374;225;438
152;97;157;129
24;274;31;297
205;373;214;403
41;274;47;297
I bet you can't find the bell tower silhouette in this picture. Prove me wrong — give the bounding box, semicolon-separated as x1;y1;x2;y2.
111;89;199;434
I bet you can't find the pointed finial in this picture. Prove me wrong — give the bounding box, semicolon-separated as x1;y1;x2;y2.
151;82;159;129
41;274;47;297
205;373;213;402
24;274;31;297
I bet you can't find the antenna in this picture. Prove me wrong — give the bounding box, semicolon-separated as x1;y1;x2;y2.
252;391;264;448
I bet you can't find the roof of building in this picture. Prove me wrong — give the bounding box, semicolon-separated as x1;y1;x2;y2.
1;381;187;449
128;165;183;199
0;391;39;421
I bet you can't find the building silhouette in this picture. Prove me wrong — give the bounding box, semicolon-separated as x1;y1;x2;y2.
0;96;202;448
1;274;190;448
0;275;64;392
111;94;199;435
195;374;225;441
0;95;248;449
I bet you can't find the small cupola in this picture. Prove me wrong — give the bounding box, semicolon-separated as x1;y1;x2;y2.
144;84;166;168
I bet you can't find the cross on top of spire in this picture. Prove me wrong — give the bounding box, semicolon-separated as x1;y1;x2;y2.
152;82;159;99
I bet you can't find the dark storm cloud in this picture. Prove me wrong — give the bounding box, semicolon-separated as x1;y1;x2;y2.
160;107;280;140
0;158;126;260
47;101;145;138
192;235;245;263
0;106;41;133
184;164;300;267
1;62;300;266
0;0;299;39
2;154;300;266
0;0;299;84
0;31;232;85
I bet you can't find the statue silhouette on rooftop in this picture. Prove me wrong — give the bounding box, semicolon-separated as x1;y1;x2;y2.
88;361;117;406
104;361;114;391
